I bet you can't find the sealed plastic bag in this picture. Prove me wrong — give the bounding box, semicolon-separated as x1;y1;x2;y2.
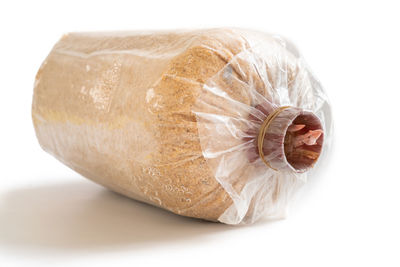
32;28;332;224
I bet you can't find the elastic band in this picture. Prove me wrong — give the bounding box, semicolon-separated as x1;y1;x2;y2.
257;106;291;170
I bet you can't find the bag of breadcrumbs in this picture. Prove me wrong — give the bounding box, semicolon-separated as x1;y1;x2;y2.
32;28;332;224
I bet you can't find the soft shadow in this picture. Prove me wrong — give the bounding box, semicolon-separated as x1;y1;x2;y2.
0;180;233;253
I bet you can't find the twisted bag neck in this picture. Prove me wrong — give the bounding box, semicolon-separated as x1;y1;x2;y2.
256;106;324;173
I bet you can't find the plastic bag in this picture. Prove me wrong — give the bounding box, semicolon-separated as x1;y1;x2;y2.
32;28;332;224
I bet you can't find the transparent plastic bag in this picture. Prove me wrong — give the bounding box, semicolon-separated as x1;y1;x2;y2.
32;28;332;224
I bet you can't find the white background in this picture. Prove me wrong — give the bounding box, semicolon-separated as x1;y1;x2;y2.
1;0;399;266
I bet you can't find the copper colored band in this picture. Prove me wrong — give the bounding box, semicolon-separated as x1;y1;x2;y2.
257;106;291;170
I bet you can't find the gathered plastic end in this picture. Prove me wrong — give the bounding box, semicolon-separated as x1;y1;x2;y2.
260;107;324;173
